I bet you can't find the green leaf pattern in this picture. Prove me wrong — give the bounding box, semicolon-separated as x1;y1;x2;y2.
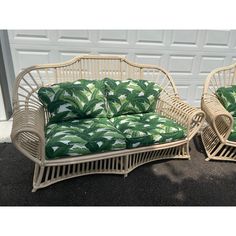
110;112;187;148
45;118;126;159
40;78;187;159
228;116;236;141
38;79;107;123
215;86;236;141
104;78;162;118
216;86;236;117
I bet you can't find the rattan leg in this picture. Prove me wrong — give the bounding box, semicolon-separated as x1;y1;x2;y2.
32;165;45;192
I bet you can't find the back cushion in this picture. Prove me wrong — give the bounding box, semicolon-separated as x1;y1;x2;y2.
216;85;236;117
38;79;107;123
104;78;162;118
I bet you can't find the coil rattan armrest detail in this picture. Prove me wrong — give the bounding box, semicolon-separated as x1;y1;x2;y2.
11;106;45;165
201;94;233;144
201;63;236;162
11;55;205;191
158;98;205;140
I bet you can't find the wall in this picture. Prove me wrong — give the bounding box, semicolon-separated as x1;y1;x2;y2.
0;85;6;120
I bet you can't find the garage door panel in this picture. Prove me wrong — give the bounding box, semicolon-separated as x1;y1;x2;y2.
136;30;165;45
9;30;51;46
12;30;49;40
59;50;91;61
97;30;130;47
135;54;163;65
204;30;231;48
168;55;195;75
199;56;226;74
171;30;199;47
55;30;95;47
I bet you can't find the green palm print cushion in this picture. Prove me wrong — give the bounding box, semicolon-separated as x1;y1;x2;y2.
104;78;162;118
216;85;236;117
110;112;187;148
228;117;236;141
38;79;107;123
45;118;126;159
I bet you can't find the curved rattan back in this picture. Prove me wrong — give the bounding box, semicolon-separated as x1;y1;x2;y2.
203;62;236;100
13;55;178;117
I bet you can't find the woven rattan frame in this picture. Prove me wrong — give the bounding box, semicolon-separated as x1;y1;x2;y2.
201;62;236;162
11;55;205;192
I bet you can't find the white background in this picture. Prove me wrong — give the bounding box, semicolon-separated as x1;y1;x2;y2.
8;30;236;109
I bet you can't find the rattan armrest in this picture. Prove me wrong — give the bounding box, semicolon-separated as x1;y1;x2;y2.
11;106;45;164
157;97;205;140
201;94;233;143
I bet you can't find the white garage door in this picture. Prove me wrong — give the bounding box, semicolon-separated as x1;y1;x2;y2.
8;30;236;108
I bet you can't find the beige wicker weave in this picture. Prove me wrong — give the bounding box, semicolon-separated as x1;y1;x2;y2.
11;55;204;192
201;63;236;162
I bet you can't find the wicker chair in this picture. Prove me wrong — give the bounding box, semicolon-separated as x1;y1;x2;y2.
11;55;205;192
201;63;236;161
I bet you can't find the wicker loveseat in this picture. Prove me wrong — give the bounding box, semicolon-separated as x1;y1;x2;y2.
201;63;236;162
11;55;204;192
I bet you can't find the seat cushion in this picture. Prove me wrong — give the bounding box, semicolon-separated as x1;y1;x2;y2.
110;112;187;148
104;78;162;118
45;118;126;159
38;79;107;123
216;85;236;117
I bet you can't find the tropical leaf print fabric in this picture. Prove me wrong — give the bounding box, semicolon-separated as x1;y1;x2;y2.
104;78;162;118
45;112;186;159
40;78;185;159
45;118;126;159
216;86;236;117
227;116;236;141
38;79;107;123
110;112;187;148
